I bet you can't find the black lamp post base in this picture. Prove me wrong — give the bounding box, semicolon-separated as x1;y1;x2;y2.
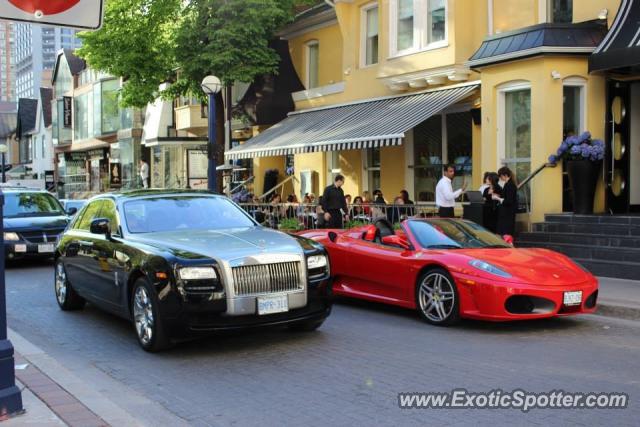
0;340;23;417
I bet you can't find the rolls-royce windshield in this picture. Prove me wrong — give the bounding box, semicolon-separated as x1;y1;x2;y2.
123;196;256;233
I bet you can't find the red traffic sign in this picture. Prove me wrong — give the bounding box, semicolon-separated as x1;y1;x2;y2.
0;0;104;30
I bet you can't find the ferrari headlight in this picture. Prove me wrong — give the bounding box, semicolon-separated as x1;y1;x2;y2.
307;255;327;270
4;232;20;241
469;259;511;278
179;266;217;280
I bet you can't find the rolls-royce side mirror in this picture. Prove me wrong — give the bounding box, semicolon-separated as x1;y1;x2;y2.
328;231;338;243
90;218;111;237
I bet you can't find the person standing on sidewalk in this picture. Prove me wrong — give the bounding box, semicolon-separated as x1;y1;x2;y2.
435;164;466;218
139;159;150;189
321;174;348;228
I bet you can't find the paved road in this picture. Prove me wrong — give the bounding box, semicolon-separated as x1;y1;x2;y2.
6;261;640;426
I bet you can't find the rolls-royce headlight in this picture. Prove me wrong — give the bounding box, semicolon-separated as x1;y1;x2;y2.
179;266;217;280
307;255;327;270
469;259;511;278
4;232;20;241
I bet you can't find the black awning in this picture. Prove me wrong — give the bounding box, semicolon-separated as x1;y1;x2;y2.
468;20;607;68
590;0;640;73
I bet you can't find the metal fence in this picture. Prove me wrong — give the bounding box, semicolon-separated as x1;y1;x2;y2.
237;202;465;231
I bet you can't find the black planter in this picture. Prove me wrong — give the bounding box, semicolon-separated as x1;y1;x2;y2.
566;160;600;215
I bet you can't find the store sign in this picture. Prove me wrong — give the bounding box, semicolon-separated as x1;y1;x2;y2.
109;163;121;188
0;0;104;30
63;96;72;128
64;152;86;162
87;148;107;160
187;149;208;190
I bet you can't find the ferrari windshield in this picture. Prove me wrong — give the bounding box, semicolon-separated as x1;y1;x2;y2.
3;193;65;218
407;219;511;249
123;196;256;233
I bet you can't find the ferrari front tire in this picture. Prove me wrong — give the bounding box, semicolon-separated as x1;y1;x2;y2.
416;268;460;326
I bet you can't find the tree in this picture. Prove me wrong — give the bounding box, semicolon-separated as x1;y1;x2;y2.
78;0;314;107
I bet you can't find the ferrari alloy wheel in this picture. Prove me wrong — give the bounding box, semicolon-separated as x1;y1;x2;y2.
54;260;85;310
132;279;169;352
416;268;460;326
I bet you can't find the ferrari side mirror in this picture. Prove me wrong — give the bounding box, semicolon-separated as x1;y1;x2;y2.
381;235;410;250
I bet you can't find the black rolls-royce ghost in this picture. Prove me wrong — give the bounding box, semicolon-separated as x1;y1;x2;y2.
54;190;332;351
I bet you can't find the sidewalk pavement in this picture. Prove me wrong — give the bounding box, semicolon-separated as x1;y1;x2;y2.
2;275;639;426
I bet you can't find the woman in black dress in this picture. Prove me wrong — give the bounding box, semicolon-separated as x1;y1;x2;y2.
493;167;518;237
482;172;499;233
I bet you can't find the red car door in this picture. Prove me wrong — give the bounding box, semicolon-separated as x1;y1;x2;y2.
340;237;416;307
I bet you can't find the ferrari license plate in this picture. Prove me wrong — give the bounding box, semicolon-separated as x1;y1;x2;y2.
257;295;289;315
38;243;55;253
563;291;582;306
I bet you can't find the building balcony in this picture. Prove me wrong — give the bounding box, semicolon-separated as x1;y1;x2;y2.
174;104;208;134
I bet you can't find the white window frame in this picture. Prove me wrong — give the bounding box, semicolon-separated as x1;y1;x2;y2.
327;151;341;186
563;77;587;135
305;40;319;90
361;147;381;192
389;0;449;59
360;2;379;68
497;80;531;171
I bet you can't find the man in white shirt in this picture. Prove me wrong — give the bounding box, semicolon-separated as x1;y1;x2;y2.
139;159;149;189
435;164;467;218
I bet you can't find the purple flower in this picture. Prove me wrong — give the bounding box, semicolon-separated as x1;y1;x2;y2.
548;154;557;164
577;131;591;143
566;135;580;146
570;145;582;155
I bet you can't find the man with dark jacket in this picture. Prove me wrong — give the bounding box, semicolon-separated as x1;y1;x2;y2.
321;174;348;228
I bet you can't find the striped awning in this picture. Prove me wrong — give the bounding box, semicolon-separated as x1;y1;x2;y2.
225;82;479;160
589;0;640;73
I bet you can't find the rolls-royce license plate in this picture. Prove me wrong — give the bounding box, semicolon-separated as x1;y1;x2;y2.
38;243;55;253
257;295;289;315
563;291;582;306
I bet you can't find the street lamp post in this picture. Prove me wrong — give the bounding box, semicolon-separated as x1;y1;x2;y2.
0;144;8;183
0;187;23;416
201;75;222;192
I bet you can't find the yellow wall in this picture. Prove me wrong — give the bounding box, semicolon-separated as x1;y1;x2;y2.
339;150;363;198
293;151;326;197
479;56;607;223
380;145;405;202
572;0;621;25
493;0;537;33
289;24;343;89
253;156;285;199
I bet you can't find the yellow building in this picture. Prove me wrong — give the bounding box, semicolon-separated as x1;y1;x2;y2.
227;0;639;226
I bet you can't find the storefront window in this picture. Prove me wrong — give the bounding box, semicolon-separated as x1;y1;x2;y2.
74;92;92;141
414;116;443;201
101;79;120;133
62;154;88;194
366;147;381;193
563;85;583;138
118;138;141;189
504;88;531;205
446;112;472;190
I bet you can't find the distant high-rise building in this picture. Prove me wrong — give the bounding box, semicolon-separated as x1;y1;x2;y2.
13;24;82;99
0;20;16;102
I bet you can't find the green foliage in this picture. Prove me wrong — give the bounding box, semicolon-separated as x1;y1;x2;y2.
346;220;369;229
78;0;314;107
278;218;302;230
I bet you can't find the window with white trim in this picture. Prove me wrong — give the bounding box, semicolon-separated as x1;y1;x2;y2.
361;3;379;66
562;78;585;138
548;0;572;23
390;0;448;57
306;41;319;89
498;83;531;206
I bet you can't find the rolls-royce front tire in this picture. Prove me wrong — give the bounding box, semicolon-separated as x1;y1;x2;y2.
55;260;85;311
131;278;170;352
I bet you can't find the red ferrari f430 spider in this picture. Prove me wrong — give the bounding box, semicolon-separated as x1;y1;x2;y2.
299;218;598;325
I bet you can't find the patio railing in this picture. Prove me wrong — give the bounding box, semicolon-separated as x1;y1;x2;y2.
237;202;466;231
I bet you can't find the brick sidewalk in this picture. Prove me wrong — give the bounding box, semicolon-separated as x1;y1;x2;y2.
13;353;109;427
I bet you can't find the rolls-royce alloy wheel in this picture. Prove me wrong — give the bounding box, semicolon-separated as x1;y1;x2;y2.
132;278;169;352
416;268;460;326
54;260;85;310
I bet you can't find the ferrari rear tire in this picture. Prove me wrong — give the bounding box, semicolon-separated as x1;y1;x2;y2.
54;259;86;311
131;278;170;352
416;268;460;326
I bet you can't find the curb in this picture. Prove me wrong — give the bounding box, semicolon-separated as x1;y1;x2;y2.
596;302;640;321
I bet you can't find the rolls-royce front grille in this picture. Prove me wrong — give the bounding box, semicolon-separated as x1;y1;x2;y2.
19;229;65;243
232;262;303;296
